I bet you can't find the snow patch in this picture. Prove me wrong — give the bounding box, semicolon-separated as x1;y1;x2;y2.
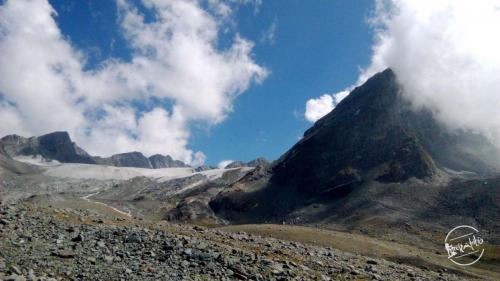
14;155;60;167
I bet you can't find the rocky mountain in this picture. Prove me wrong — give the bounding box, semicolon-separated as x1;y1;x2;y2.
247;157;271;167
0;132;189;169
225;157;271;169
194;165;218;172
149;154;189;168
0;132;96;164
94;152;152;169
211;69;500;226
271;69;499;195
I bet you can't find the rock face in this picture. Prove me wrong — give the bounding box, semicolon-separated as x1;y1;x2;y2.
225;158;271;169
272;68;499;196
195;165;218;172
95;152;152;169
0;132;95;164
211;69;500;223
149;154;189;168
247;157;271;168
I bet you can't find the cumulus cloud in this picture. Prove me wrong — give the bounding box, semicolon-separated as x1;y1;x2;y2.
305;0;500;147
304;91;349;122
361;0;500;146
0;0;267;165
217;160;234;169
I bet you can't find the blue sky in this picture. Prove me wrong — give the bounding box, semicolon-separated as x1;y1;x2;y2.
50;0;374;165
0;0;375;166
192;1;374;164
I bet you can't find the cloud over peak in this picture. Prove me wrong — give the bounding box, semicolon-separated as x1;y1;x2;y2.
306;0;500;148
304;91;349;122
364;0;500;145
0;0;268;165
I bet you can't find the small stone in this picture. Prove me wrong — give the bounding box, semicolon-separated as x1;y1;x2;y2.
71;234;84;242
5;274;26;281
52;250;76;259
10;266;22;275
28;269;36;281
193;226;204;232
366;259;378;265
270;263;283;274
125;233;142;243
183;248;193;257
299;264;309;271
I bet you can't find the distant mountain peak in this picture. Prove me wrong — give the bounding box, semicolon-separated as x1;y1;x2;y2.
0;132;189;169
225;157;271;169
149;154;189;168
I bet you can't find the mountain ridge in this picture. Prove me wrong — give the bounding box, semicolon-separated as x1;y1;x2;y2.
0;132;190;169
210;68;500;225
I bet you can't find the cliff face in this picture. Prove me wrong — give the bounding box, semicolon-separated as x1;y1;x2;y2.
271;69;499;196
0;132;95;164
149;154;189;168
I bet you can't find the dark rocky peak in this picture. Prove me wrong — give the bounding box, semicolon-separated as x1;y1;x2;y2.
101;152;152;168
0;134;31;156
36;132;94;163
271;68;499;197
0;131;95;164
149;154;189;168
0;134;28;143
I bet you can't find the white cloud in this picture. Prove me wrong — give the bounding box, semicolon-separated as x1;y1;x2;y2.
361;0;500;146
305;0;500;147
260;18;277;45
217;160;234;169
305;95;333;122
304;91;350;122
0;0;268;165
232;0;262;14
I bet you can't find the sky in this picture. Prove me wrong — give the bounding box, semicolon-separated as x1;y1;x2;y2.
1;0;499;167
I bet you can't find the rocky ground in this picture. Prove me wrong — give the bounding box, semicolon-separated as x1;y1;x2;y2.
0;203;470;281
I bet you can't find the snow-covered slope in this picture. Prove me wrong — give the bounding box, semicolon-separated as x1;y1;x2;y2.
14;157;253;182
